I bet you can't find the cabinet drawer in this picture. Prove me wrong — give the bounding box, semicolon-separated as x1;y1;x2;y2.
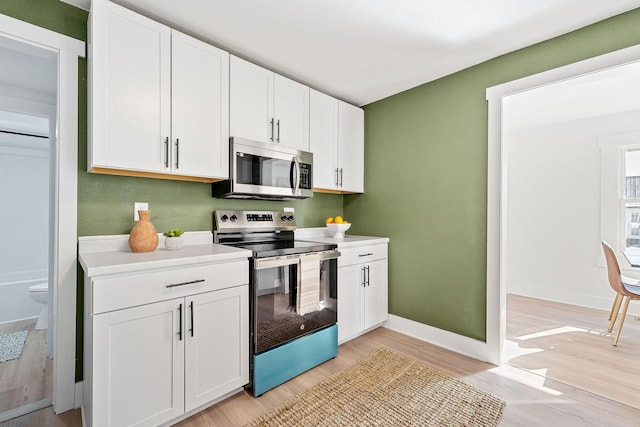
339;244;387;267
92;260;248;314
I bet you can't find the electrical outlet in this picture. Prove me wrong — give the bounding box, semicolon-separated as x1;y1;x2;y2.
134;202;149;221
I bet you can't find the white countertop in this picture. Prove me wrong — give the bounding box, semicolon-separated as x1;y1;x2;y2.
295;227;389;248
79;232;252;277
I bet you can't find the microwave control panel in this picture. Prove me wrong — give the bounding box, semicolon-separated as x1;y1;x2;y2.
299;163;312;189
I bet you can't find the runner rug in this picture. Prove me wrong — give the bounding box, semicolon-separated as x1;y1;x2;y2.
246;347;505;426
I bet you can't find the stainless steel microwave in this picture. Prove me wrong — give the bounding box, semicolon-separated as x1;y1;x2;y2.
212;137;313;200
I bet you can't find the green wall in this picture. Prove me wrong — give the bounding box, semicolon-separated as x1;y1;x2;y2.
346;8;640;341
0;0;342;382
4;0;640;378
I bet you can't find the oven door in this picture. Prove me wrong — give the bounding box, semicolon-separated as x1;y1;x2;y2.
251;250;338;355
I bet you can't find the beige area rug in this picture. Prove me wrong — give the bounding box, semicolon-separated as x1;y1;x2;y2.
246;348;505;426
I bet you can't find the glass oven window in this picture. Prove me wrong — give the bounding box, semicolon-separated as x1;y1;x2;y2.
237;152;292;189
254;258;337;354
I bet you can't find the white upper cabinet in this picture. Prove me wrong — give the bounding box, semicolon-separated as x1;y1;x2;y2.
274;74;310;150
230;55;309;151
89;0;230;181
171;31;230;179
309;89;339;190
89;0;170;174
338;101;364;193
310;90;364;193
229;56;274;144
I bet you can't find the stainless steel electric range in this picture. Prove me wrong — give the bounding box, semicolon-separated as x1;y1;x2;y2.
214;210;340;396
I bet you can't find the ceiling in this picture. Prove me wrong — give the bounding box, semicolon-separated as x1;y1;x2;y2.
60;0;640;106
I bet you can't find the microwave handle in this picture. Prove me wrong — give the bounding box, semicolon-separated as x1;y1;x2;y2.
292;157;300;194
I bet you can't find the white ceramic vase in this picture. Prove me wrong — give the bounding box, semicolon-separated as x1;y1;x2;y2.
164;236;183;251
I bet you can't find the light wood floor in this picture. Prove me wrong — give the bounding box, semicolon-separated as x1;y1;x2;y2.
505;294;640;409
5;297;640;426
0;319;52;414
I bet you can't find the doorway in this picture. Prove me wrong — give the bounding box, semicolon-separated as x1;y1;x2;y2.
485;42;640;364
0;31;56;420
0;13;84;418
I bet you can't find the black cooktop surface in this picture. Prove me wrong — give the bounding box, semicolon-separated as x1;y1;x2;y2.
229;240;337;258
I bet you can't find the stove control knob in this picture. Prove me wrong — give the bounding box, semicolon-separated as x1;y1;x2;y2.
230;214;237;222
288;215;295;222
281;215;287;222
220;214;228;222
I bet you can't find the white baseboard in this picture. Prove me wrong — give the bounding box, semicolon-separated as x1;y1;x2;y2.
509;287;640;316
384;314;490;363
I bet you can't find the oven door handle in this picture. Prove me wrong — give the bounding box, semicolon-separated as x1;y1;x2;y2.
254;254;301;270
292;157;300;195
317;249;341;260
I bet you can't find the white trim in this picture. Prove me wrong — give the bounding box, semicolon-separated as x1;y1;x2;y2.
384;315;488;362
0;13;85;414
75;381;84;409
486;44;640;366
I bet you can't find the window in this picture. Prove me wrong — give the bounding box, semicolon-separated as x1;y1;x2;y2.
623;150;640;250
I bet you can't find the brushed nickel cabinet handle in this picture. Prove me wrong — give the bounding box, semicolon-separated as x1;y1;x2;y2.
164;137;169;168
175;138;180;169
166;279;205;288
270;118;275;142
276;119;280;143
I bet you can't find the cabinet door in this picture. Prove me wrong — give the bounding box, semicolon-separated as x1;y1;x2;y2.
184;286;249;412
89;0;171;173
309;89;339;190
171;30;229;179
338;101;364;193
338;264;365;343
274;74;309;150
93;299;184;427
229;55;274;143
364;259;389;329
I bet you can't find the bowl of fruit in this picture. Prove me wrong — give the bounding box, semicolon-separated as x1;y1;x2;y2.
326;216;351;239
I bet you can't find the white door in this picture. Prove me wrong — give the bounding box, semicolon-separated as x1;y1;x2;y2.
229;55;274;143
171;30;230;179
309;89;338;190
90;0;171;172
338;101;364;192
364;260;389;329
338;264;365;342
184;286;249;411
274;74;309;150
93;299;185;427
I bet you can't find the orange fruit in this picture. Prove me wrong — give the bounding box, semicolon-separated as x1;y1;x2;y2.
326;217;334;224
334;216;344;224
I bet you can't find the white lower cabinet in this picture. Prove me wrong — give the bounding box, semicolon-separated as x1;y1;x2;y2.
338;243;388;343
84;260;249;427
93;299;185;426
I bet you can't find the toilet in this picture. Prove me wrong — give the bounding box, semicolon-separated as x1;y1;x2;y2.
28;282;48;330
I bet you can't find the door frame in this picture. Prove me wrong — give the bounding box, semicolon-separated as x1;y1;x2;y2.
0;13;85;412
485;43;640;365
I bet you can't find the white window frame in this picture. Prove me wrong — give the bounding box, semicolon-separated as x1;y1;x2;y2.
599;133;640;267
618;144;640;255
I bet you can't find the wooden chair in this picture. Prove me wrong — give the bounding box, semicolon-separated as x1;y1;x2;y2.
601;241;640;346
